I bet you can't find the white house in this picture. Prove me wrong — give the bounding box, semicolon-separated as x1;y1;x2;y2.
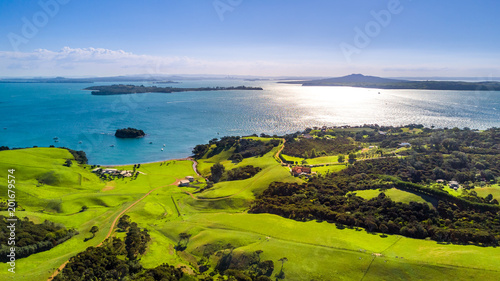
449;181;459;190
178;179;190;187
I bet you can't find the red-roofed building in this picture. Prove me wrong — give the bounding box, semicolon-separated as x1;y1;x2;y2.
291;166;312;176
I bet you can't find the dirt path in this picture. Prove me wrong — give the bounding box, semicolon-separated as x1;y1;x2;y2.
275;139;286;165
189;157;202;177
180;140;287;202
50;141;286;279
48;182;172;280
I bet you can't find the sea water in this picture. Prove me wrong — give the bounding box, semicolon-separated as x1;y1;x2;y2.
0;80;499;165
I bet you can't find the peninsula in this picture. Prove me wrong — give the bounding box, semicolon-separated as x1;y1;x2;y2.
282;74;500;91
2;125;500;281
85;84;263;95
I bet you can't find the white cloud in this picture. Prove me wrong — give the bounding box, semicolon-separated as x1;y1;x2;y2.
0;46;341;77
0;47;208;77
4;46;496;78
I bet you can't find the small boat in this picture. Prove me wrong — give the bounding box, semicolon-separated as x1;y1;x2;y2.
53;137;59;140
161;148;164;151
78;141;82;144
149;142;153;144
54;140;59;142
110;145;115;147
163;144;166;147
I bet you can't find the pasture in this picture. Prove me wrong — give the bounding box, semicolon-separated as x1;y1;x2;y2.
1;145;499;280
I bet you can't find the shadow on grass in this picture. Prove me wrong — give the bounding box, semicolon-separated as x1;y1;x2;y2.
83;236;94;242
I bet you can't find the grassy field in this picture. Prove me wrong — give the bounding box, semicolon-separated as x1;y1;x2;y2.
311;164;348;174
351;188;435;206
400;127;424;134
0;148;195;281
434;184;500;202
281;154;304;164
307;155;339;165
1;145;500;280
193;145;301;207
474;184;500;200
281;154;340;165
326;127;376;133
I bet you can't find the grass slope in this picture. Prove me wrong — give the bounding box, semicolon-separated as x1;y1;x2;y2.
352;188;435;206
2;145;500;280
0;148;194;281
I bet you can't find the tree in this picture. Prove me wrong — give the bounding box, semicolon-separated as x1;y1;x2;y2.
215;243;235;272
310;148;317;158
379;223;389;235
277;257;288;279
176;232;192;250
117;215;131;231
338;154;345;163
348;153;357;163
433;167;446;180
125;223;151;260
133;263;183;280
256;260;274;277
90;226;99;238
442;138;459;152
230;153;243;163
80;205;88;212
211;163;225;183
255;250;263;263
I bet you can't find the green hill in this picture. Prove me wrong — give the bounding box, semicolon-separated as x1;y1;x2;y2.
2;134;500;280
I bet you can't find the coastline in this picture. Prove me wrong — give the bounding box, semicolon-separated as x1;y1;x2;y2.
99;156;193;167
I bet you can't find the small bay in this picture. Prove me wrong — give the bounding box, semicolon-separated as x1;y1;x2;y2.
0;80;499;165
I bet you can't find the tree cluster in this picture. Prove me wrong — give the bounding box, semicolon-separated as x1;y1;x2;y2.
220;165;262;182
54;221;158;281
193;136;280;160
0;216;77;262
283;136;358;158
86;84;262;95
196;243;274;281
250;179;500;246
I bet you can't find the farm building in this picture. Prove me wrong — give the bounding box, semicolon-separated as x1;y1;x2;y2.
291;166;312;177
178;179;190;187
449;181;459;189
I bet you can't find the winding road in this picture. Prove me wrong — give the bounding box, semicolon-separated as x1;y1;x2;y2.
48;178;180;280
50;139;288;279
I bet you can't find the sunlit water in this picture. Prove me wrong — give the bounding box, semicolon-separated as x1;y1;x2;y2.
0;80;499;164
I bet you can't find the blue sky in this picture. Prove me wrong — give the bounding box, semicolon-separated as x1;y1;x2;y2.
1;0;499;77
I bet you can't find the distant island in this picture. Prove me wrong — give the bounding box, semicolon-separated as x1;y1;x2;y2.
281;74;500;91
85;84;263;95
0;77;94;83
152;80;179;84
115;128;145;138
